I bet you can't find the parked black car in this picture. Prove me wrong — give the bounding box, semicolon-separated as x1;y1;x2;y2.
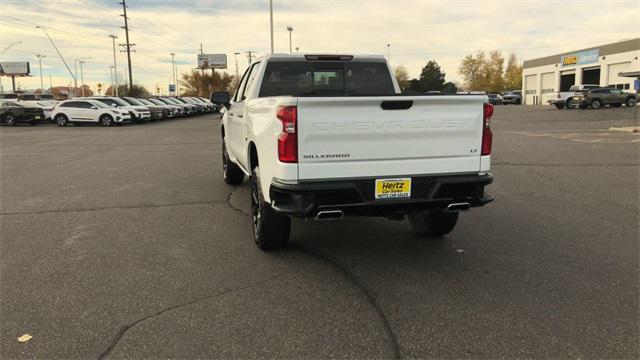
0;101;44;126
502;90;522;105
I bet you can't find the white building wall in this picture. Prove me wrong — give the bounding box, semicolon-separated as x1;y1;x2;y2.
522;49;639;105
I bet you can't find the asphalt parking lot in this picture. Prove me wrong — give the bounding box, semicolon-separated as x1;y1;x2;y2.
1;105;638;359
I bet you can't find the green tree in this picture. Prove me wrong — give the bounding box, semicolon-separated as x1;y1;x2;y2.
504;53;523;91
418;60;446;92
393;65;410;91
442;81;458;94
179;69;235;97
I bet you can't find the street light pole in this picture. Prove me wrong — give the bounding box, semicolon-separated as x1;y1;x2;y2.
269;0;274;53
36;26;76;86
286;26;293;53
79;60;86;97
73;57;91;97
36;54;47;92
109;66;114;95
170;52;176;95
234;52;240;78
109;34;119;96
387;44;390;62
0;41;23;93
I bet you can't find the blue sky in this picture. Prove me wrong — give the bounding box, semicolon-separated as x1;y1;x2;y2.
1;0;638;93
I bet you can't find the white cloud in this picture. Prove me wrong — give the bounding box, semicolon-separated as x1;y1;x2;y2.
1;0;638;92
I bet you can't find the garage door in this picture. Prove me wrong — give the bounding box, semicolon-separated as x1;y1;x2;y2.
524;74;537;105
608;62;632;90
560;70;575;91
540;72;555;104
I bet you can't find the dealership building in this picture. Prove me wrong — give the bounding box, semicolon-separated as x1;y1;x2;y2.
522;38;640;105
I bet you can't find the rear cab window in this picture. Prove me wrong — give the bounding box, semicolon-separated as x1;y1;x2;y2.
259;60;395;97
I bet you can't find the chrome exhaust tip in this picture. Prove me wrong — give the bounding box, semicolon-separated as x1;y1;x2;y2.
315;210;344;221
445;202;471;212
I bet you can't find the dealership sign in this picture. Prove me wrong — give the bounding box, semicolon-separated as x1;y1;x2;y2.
197;54;227;69
561;49;599;67
0;62;30;76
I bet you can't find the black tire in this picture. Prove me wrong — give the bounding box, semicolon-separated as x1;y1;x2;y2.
251;165;290;251
626;97;637;107
565;98;573;108
408;210;459;237
55;114;69;126
591;99;601;109
4;113;17;126
579;103;588;110
99;114;114;127
222;139;244;185
555;103;565;109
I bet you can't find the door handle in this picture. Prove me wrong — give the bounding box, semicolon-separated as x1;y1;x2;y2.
237;114;243;118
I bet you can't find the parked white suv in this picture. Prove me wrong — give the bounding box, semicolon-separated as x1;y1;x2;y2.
88;96;151;123
52;99;131;126
214;54;494;250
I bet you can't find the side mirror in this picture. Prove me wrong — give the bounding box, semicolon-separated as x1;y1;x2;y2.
211;91;231;109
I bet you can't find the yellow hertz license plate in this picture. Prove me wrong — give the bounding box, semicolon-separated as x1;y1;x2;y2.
375;178;411;200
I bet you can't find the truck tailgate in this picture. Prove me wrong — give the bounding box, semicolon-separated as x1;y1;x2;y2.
296;95;485;180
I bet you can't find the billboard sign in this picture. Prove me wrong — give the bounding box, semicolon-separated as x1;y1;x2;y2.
0;62;30;76
198;54;227;69
561;49;599;67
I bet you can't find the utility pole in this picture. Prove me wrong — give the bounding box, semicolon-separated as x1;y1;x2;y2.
234;52;240;78
269;0;274;53
170;53;176;95
79;60;86;96
119;0;134;89
36;54;46;92
287;26;293;53
109;34;119;96
246;50;255;65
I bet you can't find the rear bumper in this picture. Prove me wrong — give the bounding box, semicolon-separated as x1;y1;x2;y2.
269;173;494;217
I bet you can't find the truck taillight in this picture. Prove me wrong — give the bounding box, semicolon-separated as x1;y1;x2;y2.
277;106;298;163
482;103;493;155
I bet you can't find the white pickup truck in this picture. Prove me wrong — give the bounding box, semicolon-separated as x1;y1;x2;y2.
213;54;494;250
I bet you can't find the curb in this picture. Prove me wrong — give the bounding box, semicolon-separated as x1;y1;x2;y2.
609;126;640;134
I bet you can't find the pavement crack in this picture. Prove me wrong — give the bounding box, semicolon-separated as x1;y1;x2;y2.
97;275;279;359
0;200;224;216
226;187;251;217
289;243;401;359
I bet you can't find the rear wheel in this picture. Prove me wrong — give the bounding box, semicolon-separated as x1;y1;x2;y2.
591;99;601;109
626;97;637;107
408;210;459;237
222;139;244;185
251;165;290;250
4;114;16;126
55;114;69;126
